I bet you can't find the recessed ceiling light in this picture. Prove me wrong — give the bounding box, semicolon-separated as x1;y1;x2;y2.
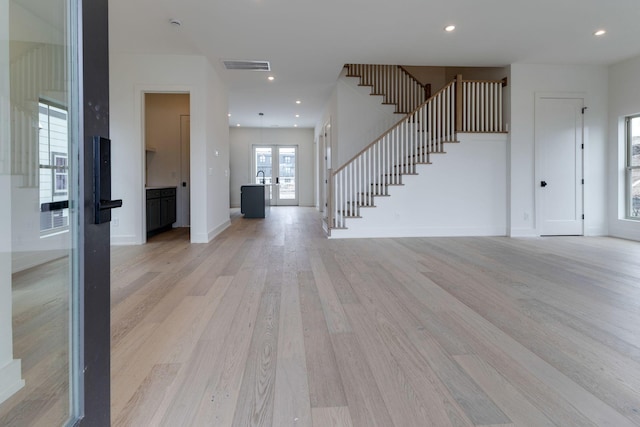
295;100;301;104
169;19;182;27
294;124;298;127
295;114;300;118
268;76;275;81
227;113;231;117
236;123;240;127
444;25;456;32
594;29;606;36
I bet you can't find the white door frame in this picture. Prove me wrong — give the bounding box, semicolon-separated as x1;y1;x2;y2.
534;92;585;236
252;144;299;206
321;119;332;219
179;114;190;227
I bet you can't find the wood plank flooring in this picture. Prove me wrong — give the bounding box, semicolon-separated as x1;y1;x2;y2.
0;256;69;427
111;207;640;426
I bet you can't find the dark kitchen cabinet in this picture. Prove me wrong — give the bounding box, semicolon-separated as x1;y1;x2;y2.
146;187;176;236
241;184;270;218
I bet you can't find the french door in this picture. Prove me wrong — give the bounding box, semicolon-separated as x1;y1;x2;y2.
253;145;299;206
1;0;112;425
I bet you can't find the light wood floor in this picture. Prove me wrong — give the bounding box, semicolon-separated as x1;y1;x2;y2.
0;257;69;427
111;207;640;427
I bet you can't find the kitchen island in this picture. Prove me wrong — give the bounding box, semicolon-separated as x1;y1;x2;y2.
240;184;270;218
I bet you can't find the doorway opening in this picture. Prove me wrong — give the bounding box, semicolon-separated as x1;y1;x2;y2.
252;145;299;206
143;93;191;240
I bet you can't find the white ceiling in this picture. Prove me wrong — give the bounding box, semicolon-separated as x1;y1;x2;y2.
109;0;640;129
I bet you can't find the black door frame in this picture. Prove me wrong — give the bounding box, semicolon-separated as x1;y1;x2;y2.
78;0;111;424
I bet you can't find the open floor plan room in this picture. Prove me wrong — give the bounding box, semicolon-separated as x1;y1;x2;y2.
110;207;640;427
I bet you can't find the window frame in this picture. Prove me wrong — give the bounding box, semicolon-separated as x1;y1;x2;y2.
39;99;70;235
625;114;640;220
52;151;69;196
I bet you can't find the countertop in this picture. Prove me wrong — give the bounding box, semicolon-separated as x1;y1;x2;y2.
145;186;177;190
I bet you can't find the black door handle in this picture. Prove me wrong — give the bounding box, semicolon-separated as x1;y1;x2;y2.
541;181;547;187
276;177;279;184
99;199;123;210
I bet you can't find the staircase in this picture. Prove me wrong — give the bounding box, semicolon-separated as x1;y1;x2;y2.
345;64;431;115
326;67;507;235
8;43;66;186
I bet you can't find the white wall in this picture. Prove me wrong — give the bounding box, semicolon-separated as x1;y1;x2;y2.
229;127;315;208
509;63;608;237
109;53;230;244
331;134;508;238
335;68;399;166
204;63;232;241
608;54;640;241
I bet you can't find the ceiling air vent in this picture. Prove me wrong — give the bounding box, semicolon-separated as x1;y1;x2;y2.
222;60;271;71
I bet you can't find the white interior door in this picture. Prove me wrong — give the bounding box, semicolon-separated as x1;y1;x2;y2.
253;145;298;206
535;96;584;236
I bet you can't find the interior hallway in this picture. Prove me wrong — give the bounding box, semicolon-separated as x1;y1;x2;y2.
110;207;640;426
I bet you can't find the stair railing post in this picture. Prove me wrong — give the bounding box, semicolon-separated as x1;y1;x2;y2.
455;74;463;132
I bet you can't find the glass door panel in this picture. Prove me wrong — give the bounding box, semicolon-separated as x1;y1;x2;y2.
1;0;80;425
254;146;273;185
277;146;297;205
253;145;298;206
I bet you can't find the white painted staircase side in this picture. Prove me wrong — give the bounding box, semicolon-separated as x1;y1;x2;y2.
329;133;508;238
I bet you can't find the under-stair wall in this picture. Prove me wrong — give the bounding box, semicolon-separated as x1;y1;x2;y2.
334;67;400;165
329;133;508;238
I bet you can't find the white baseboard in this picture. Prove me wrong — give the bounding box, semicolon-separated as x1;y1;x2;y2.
329;226;507;239
584;226;608;236
509;228;539;237
0;359;24;405
110;234;141;246
207;220;231;242
11;250;66;274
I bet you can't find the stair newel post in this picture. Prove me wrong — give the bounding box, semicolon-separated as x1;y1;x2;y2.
455;74;463;133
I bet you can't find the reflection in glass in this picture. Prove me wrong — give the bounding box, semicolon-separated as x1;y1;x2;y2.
0;0;79;425
278;147;296;200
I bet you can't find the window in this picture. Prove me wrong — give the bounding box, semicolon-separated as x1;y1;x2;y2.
39;100;70;234
626;115;640;219
52;152;68;196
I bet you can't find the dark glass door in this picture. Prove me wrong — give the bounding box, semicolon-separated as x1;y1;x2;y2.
1;0;111;425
